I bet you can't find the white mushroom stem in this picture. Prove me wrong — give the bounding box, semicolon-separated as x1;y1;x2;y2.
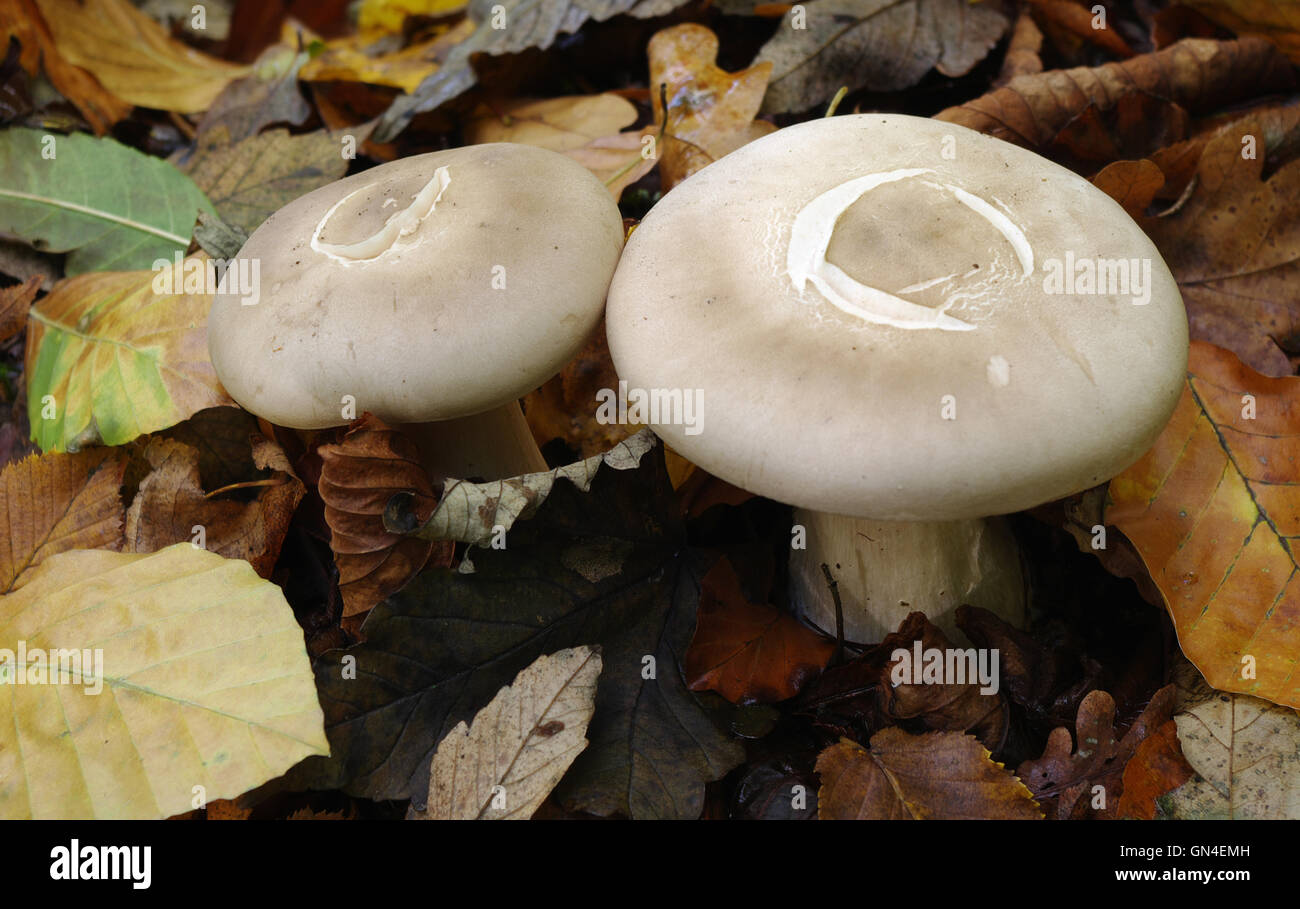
788;510;1028;645
395;400;548;481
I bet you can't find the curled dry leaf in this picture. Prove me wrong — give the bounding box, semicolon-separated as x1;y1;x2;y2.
1106;342;1300;708
880;612;1008;753
0;446;125;593
384;429;657;547
35;0;250;113
1182;0;1300;63
684;556;835;705
996;7;1044;85
935;38;1293;157
1015;686;1176;819
409;646;601;820
1026;0;1134;58
816;730;1042;820
753;0;1008;115
124;437;304;579
317;413;449;617
648;23;775;191
24;261;235;452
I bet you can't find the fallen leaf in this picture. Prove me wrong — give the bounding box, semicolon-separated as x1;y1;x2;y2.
385;430;657;547
298;19;474;92
0;543;328;819
816;730;1042;819
1115;719;1195;819
1026;0;1134;58
996;7;1044;85
358;0;469;35
753;0;1009;115
0;447;125;593
290;436;743;818
1107;342;1300;708
0;274;39;343
684;556;835;704
1183;0;1300;62
1016;687;1176;819
1161;660;1300;818
317;414;448;617
0;0;130;133
373;0;692;141
649;23;775;190
194;42;313;147
880;612;1008;752
0;128;214;274
464;94;638;151
563;128;658;199
731;757;820;819
124;438;304;578
24;261;236;452
35;0;250;113
409;646;601;819
181;127;359;234
935;37;1293;157
1098;119;1300;377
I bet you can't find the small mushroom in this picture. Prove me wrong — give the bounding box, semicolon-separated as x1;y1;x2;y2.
208;143;624;479
606;114;1189;643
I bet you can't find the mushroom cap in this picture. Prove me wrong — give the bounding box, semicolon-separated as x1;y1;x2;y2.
208;143;624;429
606;114;1189;521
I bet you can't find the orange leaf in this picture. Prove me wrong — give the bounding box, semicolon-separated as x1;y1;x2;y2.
685;556;835;704
1116;719;1195;820
317;413;451;617
1107;341;1300;708
647;23;775;191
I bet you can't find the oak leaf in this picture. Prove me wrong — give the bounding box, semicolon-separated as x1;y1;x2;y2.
649;23;775;191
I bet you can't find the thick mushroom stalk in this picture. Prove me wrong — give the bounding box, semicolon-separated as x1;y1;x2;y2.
395;401;547;481
787;511;1026;645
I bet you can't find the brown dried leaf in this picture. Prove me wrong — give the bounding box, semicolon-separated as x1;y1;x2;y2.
996;8;1044;85
754;0;1008;115
1027;0;1134;58
935;37;1293;158
124;438;303;578
0;274;38;344
648;23;775;191
0;447;125;593
880;612;1008;752
1016;686;1176;819
1183;0;1300;62
816;730;1042;820
684;556;835;705
317;413;448;617
1116;719;1194;819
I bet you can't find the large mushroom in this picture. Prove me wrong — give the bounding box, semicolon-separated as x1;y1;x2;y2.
606;114;1189;643
208;143;624;479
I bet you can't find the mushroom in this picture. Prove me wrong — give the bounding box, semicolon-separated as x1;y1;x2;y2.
605;114;1188;643
208;143;624;479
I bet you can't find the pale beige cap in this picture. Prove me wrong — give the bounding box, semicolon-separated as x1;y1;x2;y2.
606;114;1188;521
209;143;624;429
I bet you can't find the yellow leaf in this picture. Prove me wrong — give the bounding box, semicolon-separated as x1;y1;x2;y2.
25;260;236;452
358;0;468;35
0;544;328;819
298;18;475;92
1183;1;1300;63
35;0;250;113
1107;341;1300;708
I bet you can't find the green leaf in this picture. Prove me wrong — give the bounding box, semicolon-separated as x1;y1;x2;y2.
0;128;214;274
290;437;743;818
0;544;328;819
